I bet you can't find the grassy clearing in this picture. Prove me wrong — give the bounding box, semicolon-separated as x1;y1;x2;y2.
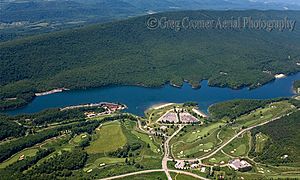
202;150;231;165
171;172;198;180
223;132;251;157
94;157;125;165
86;121;127;154
0;148;39;169
131;130;160;154
255;132;269;154
119;171;167;180
235;101;294;128
183;122;224;143
84;157;126;172
172;129;221;158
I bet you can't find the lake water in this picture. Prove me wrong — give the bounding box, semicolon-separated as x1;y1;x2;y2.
7;72;300;116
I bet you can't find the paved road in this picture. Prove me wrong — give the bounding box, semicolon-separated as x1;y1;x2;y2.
162;125;185;180
99;169;164;180
99;169;210;180
169;170;210;180
99;109;297;180
198;114;289;161
170;112;293;163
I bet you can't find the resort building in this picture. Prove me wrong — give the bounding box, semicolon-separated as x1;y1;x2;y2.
228;159;252;172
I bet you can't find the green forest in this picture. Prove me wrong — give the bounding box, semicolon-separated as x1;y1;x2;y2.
250;111;300;166
208;99;284;120
1;10;300;110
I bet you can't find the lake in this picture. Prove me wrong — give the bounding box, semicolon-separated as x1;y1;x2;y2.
7;72;300;116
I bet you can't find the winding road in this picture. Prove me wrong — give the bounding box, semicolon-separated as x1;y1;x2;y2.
99;108;297;180
162;125;185;180
99;169;210;180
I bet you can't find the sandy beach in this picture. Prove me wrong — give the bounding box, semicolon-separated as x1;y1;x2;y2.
192;108;208;118
274;74;286;79
152;103;175;110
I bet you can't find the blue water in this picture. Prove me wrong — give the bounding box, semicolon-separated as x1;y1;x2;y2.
7;72;300;116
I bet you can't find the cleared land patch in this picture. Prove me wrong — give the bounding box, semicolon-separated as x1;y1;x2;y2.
86;121;127;154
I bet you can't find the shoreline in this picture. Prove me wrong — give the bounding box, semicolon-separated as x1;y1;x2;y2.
35;88;69;96
2;72;300;113
192;108;208;118
274;74;286;79
151;103;175;110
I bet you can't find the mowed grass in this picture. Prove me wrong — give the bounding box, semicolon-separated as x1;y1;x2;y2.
84;157;126;172
70;133;89;145
255;132;269;154
183;122;224;143
172;129;221;158
86;121;127;154
235;101;294;128
171;172;199;180
119;172;167;180
131;130;160;154
223;132;251;157
0;148;39;169
203;151;231;165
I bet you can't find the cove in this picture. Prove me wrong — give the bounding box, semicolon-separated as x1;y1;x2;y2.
6;72;300;116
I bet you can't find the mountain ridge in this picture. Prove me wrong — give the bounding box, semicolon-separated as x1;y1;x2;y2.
1;10;300;110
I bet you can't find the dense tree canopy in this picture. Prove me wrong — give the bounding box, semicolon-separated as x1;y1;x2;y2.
208;99;282;119
250;111;300;165
1;10;300;110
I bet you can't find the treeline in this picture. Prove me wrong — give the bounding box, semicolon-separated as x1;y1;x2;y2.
1;149;87;180
25;150;87;179
28;107;104;126
0;113;133;163
250;111;300;165
109;143;142;158
208;99;285;120
0;120;100;162
0;114;27;141
289;98;300;108
0;148;55;179
183;102;198;107
13;106;105;126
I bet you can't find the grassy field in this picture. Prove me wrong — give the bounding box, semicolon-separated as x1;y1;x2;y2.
171;172;199;180
119;172;167;180
172;127;221;159
202;150;231;165
183;122;224;143
86;121;127;154
84;157;126;172
131;129;160;154
255;132;269;154
170;121;224;159
69;133;89;146
235;101;294;128
82;118;162;178
0;148;39;169
223;131;251;157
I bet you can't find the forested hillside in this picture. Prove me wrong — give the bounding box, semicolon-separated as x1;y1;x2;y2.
1;10;300;110
250;111;300;166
